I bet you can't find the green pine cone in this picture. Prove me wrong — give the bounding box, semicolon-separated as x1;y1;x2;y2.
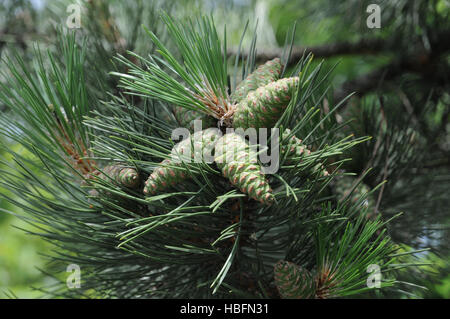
281;129;312;161
214;132;274;205
90;165;140;189
144;128;221;195
334;175;375;209
281;129;329;177
274;260;316;299
173;106;216;131
232;58;283;103
233;77;299;130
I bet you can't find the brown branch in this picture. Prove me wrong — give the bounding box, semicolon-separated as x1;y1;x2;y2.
333;50;438;102
231;30;450;105
228;37;387;65
333;30;450;102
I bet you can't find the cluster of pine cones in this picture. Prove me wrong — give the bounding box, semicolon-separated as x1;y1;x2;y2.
82;58;377;299
88;58;329;205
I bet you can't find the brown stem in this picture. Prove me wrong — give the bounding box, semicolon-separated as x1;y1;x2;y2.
228;38;387;65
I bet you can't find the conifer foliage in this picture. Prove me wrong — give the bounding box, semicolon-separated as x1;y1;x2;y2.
0;8;420;299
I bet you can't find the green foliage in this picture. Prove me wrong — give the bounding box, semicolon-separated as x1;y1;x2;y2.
275;209;398;299
0;216;53;298
312;211;397;298
0;141;54;298
114;13;230;120
1;1;447;299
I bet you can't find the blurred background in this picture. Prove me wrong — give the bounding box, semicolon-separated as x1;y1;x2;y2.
0;0;449;298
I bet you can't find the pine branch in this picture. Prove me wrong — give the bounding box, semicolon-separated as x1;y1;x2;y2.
230;29;450;104
335;29;450;102
228;37;387;64
0;11;424;298
113;13;231;121
334;55;449;103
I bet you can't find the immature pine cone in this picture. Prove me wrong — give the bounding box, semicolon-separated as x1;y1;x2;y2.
144;128;221;195
232;57;283;103
281;129;329;177
88;165;140;189
173;106;216;131
274;260;316;299
233;77;299;130
214;132;274;205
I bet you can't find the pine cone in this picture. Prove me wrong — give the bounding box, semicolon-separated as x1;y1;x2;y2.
233;77;299;130
173;106;216;131
144;128;221;195
281;129;329;177
88;165;140;189
281;129;312;160
232;57;283;103
214;132;274;205
334;175;375;211
274;260;316;299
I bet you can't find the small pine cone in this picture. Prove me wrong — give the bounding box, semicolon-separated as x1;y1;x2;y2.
334;175;375;210
233;77;299;130
93;165;140;188
232;58;283;103
274;260;316;299
144;128;221;195
214;132;274;205
173;106;216;131
281;129;328;177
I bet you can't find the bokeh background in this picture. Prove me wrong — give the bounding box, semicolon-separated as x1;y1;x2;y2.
0;0;449;298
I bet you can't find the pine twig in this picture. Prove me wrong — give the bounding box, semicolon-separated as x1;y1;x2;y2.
228;38;387;65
